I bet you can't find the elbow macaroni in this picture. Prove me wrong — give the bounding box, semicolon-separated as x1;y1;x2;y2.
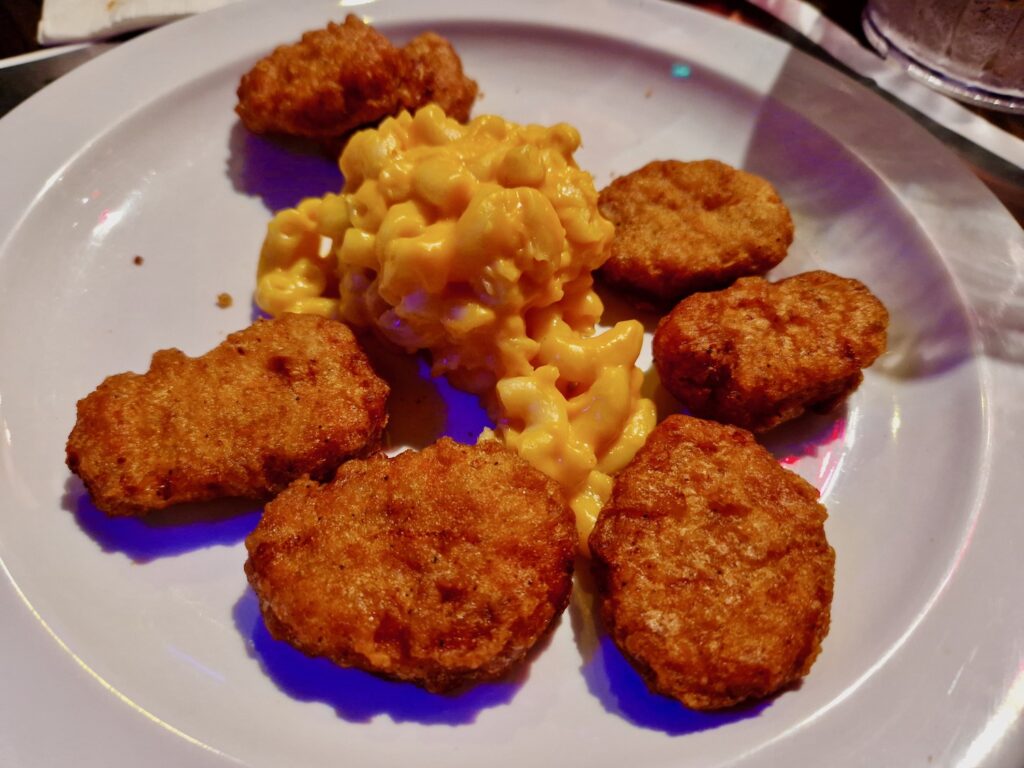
256;105;655;545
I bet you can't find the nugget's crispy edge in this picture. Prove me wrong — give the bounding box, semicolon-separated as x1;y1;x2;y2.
653;271;888;432
399;32;479;122
235;16;478;142
235;15;408;139
598;159;793;305
66;314;389;516
589;415;834;710
244;439;576;692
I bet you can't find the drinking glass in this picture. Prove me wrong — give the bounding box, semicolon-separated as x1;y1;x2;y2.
863;0;1024;113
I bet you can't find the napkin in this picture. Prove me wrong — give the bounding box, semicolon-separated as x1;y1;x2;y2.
38;0;243;45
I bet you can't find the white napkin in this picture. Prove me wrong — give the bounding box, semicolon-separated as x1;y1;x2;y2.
38;0;243;45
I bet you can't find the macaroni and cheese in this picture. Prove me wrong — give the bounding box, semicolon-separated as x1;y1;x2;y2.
256;105;656;544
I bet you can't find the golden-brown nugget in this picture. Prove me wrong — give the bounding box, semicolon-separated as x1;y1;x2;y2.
598;159;794;305
399;32;478;123
235;15;477;141
244;439;576;692
236;16;407;140
589;414;834;710
66;314;389;516
653;271;888;432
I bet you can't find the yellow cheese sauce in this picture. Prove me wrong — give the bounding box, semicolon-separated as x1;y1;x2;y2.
256;105;655;545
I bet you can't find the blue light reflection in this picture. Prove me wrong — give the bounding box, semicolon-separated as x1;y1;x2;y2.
671;62;692;78
226;123;343;213
65;477;261;563
426;357;494;444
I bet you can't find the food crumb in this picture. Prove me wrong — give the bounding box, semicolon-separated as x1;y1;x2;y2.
217;292;233;309
644;87;653;98
132;255;144;266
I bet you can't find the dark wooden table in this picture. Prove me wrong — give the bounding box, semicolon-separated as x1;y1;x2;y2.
0;0;42;59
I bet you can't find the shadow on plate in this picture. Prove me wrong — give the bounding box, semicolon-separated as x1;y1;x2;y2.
360;338;494;451
569;560;770;736
759;406;848;464
643;365;849;457
233;589;526;725
63;476;261;563
226;121;343;213
249;298;270;325
640;366;684;423
594;279;665;334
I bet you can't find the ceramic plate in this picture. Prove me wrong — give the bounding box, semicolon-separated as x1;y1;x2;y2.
1;0;1022;766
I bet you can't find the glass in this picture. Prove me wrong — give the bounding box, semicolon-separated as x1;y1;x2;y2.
863;0;1024;113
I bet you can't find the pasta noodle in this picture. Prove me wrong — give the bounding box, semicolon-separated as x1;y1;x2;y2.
256;105;655;544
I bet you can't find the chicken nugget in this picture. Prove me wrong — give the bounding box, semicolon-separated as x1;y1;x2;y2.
653;271;888;432
235;15;477;142
399;32;479;123
236;16;409;139
66;314;389;516
598;159;794;305
244;438;576;692
589;414;834;710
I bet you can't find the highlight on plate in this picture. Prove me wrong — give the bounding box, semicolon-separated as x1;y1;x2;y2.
256;104;656;543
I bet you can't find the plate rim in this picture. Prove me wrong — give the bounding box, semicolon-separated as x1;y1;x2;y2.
1;0;1022;766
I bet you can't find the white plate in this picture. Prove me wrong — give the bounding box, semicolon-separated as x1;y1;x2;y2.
2;1;1023;766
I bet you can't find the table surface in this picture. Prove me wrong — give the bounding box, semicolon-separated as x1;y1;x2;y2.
1;0;1022;225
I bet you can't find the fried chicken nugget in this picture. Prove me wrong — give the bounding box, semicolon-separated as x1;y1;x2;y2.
244;439;576;692
598;160;794;305
235;15;477;141
654;271;888;432
236;16;408;139
66;314;389;516
399;32;479;123
589;414;834;710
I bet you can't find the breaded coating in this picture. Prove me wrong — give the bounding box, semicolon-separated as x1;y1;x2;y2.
66;315;389;516
244;439;576;692
589;414;834;710
399;32;478;123
235;15;477;141
598;160;794;305
653;271;888;432
236;16;408;139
